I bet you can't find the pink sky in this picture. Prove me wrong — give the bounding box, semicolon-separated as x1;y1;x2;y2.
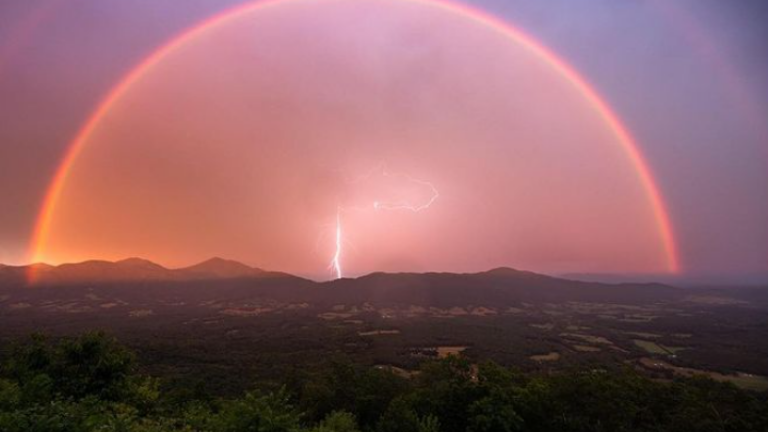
1;0;766;282
37;1;667;278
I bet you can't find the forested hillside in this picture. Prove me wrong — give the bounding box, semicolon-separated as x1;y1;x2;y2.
1;333;766;432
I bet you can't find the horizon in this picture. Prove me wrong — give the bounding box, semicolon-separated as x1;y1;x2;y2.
5;254;767;287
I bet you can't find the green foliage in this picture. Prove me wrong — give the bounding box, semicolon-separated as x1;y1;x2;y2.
299;361;408;428
418;415;441;432
409;356;479;432
0;379;21;411
212;388;302;432
466;362;524;432
376;397;421;432
53;331;136;401
309;411;360;432
1;332;767;432
3;331;135;402
376;397;441;432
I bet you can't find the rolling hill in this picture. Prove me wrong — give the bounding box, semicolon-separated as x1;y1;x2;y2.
0;258;682;306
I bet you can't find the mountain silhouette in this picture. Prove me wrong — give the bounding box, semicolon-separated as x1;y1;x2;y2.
0;258;681;306
0;257;278;286
177;257;265;279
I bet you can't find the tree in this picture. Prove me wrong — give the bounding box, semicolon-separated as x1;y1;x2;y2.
410;357;478;432
467;362;524;432
310;411;360;432
50;331;136;401
300;361;409;428
210;388;303;432
376;397;441;432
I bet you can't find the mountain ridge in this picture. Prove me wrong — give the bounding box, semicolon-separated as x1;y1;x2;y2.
0;257;688;307
0;258;674;285
0;257;291;286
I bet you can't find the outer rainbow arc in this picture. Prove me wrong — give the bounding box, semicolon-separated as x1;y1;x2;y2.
29;0;680;273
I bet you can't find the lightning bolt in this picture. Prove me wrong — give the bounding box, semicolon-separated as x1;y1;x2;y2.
329;209;343;280
328;165;439;280
372;171;439;212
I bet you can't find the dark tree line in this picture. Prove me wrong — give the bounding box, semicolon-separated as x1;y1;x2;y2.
1;332;767;431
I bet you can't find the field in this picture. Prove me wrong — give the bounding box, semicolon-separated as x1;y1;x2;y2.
2;290;768;395
1;266;767;396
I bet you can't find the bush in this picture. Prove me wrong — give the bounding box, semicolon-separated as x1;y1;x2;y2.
310;411;360;432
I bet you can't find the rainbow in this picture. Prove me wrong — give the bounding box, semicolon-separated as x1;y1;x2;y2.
29;0;680;272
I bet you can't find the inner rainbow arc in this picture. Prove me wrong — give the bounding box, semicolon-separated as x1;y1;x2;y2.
29;0;680;273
